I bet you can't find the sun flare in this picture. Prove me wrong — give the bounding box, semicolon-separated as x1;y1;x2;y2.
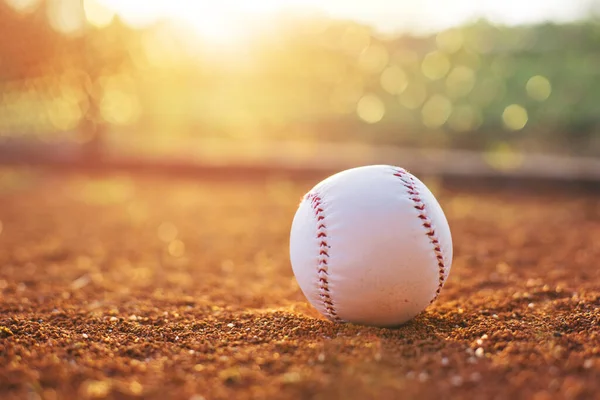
181;12;244;45
95;0;308;44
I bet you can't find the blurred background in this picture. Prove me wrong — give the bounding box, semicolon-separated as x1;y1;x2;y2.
0;0;599;180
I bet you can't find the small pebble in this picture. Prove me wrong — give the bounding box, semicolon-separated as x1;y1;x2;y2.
475;347;484;357
441;357;449;366
82;333;88;339
227;323;234;328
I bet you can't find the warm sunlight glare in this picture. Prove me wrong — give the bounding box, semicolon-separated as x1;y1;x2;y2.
97;0;312;44
97;0;591;38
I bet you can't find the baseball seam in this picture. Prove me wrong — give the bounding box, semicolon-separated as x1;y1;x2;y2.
306;192;341;322
393;168;447;303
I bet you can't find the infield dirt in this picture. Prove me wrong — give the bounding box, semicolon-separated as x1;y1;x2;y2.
0;168;598;400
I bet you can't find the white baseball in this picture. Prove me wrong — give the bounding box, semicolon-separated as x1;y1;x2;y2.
289;165;453;327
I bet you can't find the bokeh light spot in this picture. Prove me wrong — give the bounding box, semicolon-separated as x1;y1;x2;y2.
84;0;115;28
380;65;408;95
47;0;85;35
47;96;82;131
421;51;451;80
99;76;141;126
526;75;552;101
436;28;464;54
357;94;385;124
445;66;476;98
358;44;389;74
100;90;141;126
502;104;528;131
421;94;452;129
168;240;186;258
399;82;427;110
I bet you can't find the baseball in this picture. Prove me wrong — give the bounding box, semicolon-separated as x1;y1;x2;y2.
289;165;453;327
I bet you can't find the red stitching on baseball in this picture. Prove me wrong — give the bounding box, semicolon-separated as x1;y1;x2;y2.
393;168;447;304
306;192;341;322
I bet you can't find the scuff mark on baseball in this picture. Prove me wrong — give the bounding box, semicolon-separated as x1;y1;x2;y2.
289;165;453;327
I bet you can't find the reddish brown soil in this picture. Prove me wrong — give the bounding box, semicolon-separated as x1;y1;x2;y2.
0;168;598;400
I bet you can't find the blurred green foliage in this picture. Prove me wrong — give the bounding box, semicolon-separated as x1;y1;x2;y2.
0;1;599;157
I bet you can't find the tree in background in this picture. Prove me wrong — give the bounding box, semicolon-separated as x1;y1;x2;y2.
0;0;598;157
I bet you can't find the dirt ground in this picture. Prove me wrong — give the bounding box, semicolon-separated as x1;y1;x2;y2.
0;167;598;400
